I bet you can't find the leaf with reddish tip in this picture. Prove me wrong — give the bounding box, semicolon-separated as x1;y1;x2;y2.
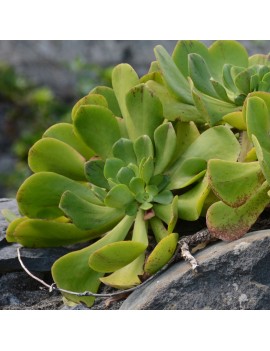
206;181;270;241
208;159;265;207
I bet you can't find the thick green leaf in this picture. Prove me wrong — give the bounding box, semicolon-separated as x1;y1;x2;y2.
117;167;136;186
178;176;210;221
234;69;251;95
125;83;164;140
74;105;121;159
249;54;270;67
168;158;207;190
84;159;109;189
60;190;124;231
134;135;154;165
17;172;101;219
210;79;232;103
170;126;240;176
222;111;246;130
43;123;94;159
112;138;137;165
154;122;176;175
208;160;265;207
6;217;28;243
52;215;135;307
12;219;103;247
28;138;86;181
91;86;122;117
99;254;145;289
222;64;239;94
132;209;148;246
111;63;140;120
105;184;135;209
208;41;249;82
144;233;178;275
129;177;145;195
206;181;270;241
171;121;200;164
150;216;168;242
246;96;270;151
153;190;173;205
146;80;204;123
191;80;240;126
188;53;219;98
154;45;193;104
172;40;211;78
139;156;154;185
89;241;146;273
71;93;108;120
104;158;125;181
252;136;270;185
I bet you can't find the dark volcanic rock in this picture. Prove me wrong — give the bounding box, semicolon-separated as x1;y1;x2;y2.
0;243;71;273
120;230;270;310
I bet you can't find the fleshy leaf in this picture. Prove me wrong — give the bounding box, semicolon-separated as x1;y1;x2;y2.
12;219;103;247
208;159;264;207
43;123;94;159
71;93;108;120
17;172;101;219
112;138;137;165
208;40;249;82
139;156;154;185
153;190;173;205
52;215;134;307
28;138;86;181
99;254;145;289
145;80;204;123
170;126;240;175
74;105;121;159
188;53;219;98
133;135;154;165
60;190;124;231
172;40;211;79
154;45;193;104
246;96;270;151
168;158;207;190
154;122;176;175
89;241;146;273
90;86;122;117
105;184;135;209
206;181;270;241
111;63;140;120
104;158;125;181
84;159;109;189
252;135;270;185
178;176;210;221
144;233;178;275
222;111;246;130
125;83;164;140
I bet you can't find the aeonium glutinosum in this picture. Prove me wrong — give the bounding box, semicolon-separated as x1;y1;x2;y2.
5;59;241;307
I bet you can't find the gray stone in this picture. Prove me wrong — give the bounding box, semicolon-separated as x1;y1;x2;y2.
120;230;270;310
0;243;71;273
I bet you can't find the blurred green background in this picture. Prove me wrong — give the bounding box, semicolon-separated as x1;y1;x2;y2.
0;40;269;198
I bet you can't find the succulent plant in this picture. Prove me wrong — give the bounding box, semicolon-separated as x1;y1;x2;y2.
4;40;270;308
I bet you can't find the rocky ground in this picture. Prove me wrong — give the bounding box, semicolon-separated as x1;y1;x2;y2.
2;198;270;310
